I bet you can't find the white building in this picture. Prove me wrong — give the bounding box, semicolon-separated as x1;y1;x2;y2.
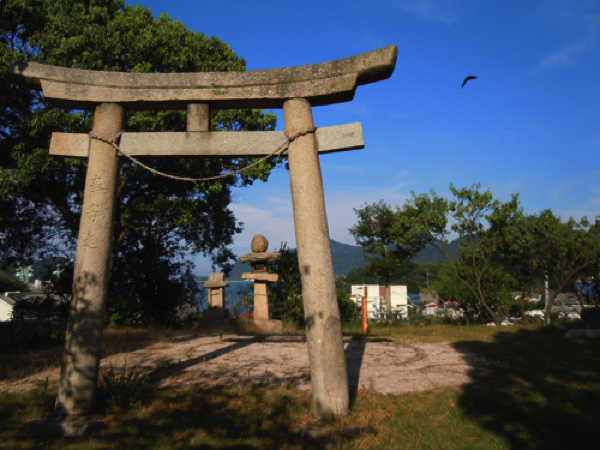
350;285;408;319
0;292;18;322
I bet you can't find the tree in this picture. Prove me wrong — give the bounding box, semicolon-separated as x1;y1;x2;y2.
269;243;304;324
1;1;278;325
411;184;521;325
513;211;600;324
349;200;432;323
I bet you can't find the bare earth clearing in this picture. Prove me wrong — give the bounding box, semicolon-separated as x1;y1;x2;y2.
1;335;488;395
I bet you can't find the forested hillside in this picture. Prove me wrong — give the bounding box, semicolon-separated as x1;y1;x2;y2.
225;239;459;280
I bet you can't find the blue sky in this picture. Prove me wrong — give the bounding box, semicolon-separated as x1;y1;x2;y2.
125;0;600;275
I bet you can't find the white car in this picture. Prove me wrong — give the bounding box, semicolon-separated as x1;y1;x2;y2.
558;311;581;320
525;310;545;318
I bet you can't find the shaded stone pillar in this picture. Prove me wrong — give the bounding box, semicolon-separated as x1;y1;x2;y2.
55;103;124;415
203;273;230;320
283;98;349;419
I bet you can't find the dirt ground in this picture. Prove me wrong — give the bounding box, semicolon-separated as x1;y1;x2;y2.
0;335;488;395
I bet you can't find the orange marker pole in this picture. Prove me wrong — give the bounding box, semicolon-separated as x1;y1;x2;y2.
362;295;368;335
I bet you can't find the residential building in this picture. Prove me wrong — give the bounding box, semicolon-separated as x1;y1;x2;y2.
350;285;408;319
0;292;19;322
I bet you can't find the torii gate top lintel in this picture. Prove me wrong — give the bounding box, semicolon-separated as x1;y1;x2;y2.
7;45;397;110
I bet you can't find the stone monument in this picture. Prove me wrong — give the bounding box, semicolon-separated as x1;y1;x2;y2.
202;273;230;320
7;45;397;421
239;235;282;332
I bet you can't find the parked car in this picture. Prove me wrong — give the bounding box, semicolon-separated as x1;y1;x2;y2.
558;311;581;320
525;310;545;318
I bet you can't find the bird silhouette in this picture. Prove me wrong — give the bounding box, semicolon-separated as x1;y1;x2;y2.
462;75;477;88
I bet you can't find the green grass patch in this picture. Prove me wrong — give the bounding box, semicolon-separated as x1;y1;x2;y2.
2;324;599;449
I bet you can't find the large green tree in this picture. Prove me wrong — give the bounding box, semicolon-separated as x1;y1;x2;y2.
349;200;432;322
0;0;277;325
512;211;600;324
412;185;521;325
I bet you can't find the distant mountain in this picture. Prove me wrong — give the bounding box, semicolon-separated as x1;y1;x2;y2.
224;238;459;280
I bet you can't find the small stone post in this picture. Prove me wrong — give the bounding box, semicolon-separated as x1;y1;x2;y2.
283;98;350;419
203;273;230;320
55;103;124;415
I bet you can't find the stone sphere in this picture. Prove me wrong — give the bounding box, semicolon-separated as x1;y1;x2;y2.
251;234;269;253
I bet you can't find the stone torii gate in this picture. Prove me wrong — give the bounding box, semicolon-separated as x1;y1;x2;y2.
8;45;397;420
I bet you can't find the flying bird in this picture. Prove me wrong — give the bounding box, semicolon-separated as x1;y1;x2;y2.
462;75;478;88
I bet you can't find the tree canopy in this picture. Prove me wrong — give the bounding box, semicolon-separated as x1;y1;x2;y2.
0;0;278;325
349;199;432;320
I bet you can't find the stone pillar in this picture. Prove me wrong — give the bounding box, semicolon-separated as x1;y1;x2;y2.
187;103;210;131
283;97;349;419
209;288;225;308
253;282;271;320
55;103;125;415
203;273;230;320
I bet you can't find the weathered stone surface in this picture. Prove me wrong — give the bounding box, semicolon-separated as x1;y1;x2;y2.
241;273;278;282
203;273;229;288
239;252;281;263
187;103;209;131
48;122;364;158
251;234;269;253
251;319;283;334
54;103;124;415
1;337;487;396
7;46;397;110
284;98;349;419
253;283;271;321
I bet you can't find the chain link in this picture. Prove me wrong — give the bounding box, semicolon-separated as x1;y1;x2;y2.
88;127;317;185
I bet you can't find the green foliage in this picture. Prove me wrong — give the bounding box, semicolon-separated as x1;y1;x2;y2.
510;210;600;323
336;288;361;322
349;200;432;320
340;261;446;296
410;184;522;324
0;275;29;292
101;362;150;409
10;260;73;330
1;0;278;325
269;243;304;324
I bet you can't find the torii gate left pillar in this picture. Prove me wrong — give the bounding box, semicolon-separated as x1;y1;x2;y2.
55;103;124;414
8;45;397;420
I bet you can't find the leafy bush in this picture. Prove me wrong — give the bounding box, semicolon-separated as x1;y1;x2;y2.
0;275;29;293
101;362;150;409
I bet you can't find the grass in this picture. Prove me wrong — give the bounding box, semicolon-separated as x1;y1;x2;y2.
1;322;599;449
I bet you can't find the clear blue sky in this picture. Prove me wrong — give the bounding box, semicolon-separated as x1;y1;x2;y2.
126;0;600;275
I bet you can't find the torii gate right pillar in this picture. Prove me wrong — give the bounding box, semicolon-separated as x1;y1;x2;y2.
284;98;349;419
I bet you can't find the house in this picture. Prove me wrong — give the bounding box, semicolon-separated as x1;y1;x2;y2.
350;285;408;319
0;292;19;322
422;302;438;316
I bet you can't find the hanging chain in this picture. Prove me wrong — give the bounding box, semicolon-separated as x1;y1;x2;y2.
88;127;317;184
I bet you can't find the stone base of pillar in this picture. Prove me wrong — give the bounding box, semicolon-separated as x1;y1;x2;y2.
253;282;271;321
21;416;104;437
203;308;229;320
252;319;283;334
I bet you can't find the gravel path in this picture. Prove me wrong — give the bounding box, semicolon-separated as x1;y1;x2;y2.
0;335;488;395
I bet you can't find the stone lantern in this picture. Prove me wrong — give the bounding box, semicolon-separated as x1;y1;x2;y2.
240;235;281;327
203;273;229;320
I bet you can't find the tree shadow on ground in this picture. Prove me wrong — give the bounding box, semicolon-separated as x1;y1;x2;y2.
454;327;600;449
